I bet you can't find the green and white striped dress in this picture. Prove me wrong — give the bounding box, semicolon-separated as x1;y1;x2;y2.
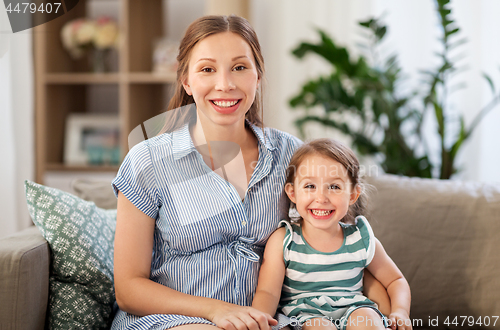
279;216;379;324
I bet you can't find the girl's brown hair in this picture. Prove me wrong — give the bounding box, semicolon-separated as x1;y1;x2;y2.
159;15;265;134
286;138;368;224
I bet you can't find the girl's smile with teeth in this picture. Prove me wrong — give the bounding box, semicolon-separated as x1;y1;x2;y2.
310;209;333;217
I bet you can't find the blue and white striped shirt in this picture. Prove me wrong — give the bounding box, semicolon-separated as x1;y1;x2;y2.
111;121;301;329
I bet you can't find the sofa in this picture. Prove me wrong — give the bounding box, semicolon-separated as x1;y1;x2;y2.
1;174;499;329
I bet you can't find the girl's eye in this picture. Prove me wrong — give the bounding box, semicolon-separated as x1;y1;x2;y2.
201;67;214;73
329;184;341;190
304;184;315;189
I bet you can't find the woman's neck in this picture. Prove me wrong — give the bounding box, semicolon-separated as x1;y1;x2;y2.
190;111;259;194
191;114;251;149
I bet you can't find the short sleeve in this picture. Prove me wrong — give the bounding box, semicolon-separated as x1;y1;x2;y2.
355;216;376;266
112;141;159;219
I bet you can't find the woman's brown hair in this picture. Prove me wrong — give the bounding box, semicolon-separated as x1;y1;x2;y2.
159;15;265;134
285;138;368;224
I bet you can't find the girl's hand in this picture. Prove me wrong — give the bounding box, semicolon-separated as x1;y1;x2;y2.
211;304;278;330
388;311;412;330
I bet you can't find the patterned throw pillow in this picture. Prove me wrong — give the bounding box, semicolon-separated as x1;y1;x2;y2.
24;180;116;329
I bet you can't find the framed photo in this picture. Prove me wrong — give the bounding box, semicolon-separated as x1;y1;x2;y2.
64;114;120;166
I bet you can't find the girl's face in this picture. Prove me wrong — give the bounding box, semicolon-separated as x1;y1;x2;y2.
182;32;260;130
285;153;360;233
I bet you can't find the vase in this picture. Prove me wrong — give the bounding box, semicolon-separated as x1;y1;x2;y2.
89;49;110;73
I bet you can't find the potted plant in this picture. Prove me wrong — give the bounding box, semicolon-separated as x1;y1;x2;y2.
290;0;500;179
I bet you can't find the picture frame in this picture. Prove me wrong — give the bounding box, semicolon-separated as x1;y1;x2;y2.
64;114;120;166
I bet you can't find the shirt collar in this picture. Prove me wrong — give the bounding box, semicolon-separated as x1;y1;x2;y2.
246;119;276;152
171;120;276;161
172;123;196;160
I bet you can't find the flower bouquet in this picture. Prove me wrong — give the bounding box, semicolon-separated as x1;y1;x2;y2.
61;16;119;72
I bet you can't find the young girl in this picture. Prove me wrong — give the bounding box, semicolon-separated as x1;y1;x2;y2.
252;139;412;330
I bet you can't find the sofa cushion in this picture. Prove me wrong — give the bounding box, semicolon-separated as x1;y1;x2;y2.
71;179;118;210
25;180;116;329
366;175;500;329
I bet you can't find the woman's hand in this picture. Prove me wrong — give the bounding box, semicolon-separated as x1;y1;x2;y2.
210;303;278;330
388;311;412;330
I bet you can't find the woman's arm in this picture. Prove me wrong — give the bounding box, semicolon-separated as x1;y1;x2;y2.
367;238;412;330
114;191;276;329
252;227;287;317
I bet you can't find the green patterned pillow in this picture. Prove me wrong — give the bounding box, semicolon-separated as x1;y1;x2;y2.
24;180;116;329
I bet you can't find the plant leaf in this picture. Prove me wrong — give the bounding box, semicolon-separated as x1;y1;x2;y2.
483;72;496;94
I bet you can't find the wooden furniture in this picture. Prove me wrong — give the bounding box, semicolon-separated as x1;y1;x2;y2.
33;0;249;185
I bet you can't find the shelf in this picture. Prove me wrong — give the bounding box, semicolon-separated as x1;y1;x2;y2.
46;163;120;172
127;72;176;84
44;72;176;84
45;73;121;84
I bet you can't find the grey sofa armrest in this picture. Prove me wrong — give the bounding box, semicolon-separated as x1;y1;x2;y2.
0;226;50;330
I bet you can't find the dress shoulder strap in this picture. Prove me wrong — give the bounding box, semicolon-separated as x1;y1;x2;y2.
355;215;376;265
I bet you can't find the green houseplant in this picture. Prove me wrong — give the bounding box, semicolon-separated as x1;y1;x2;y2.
290;0;500;179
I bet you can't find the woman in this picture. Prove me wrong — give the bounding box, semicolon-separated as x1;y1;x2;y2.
112;15;388;330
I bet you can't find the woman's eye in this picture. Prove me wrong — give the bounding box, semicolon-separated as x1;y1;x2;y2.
201;67;214;73
234;65;246;71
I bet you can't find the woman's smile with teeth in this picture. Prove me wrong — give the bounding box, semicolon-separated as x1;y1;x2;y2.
212;100;239;107
311;209;333;216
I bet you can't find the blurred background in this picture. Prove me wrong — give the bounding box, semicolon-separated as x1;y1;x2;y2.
1;0;499;238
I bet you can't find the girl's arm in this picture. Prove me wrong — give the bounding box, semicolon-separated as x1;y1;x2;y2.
252;227;287;317
114;192;276;329
363;269;391;316
367;238;412;330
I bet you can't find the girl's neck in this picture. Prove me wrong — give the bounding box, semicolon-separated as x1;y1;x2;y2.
301;222;344;253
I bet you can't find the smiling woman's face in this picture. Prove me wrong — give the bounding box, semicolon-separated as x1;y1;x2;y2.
182;31;260;130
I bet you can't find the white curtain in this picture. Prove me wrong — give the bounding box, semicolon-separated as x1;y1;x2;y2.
0;4;34;239
254;0;500;183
